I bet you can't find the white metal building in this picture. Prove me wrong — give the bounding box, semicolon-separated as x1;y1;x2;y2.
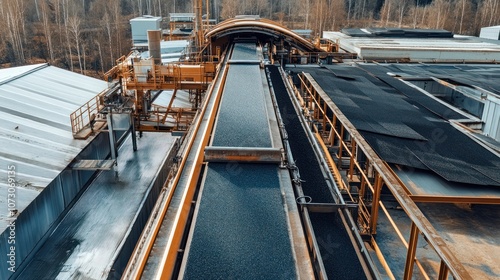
480;25;500;40
324;29;500;63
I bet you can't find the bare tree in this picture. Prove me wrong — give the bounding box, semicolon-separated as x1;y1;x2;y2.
380;0;392;26
330;0;345;31
220;0;237;19
68;16;83;72
480;0;500;27
62;0;74;70
304;0;310;29
3;0;26;64
346;0;352;24
40;0;54;63
396;0;410;28
432;0;451;29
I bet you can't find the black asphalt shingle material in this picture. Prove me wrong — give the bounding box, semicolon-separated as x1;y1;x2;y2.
289;64;500;186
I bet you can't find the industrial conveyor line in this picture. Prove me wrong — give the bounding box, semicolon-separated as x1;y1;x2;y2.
126;44;233;280
178;42;312;279
267;65;373;279
122;42;311;279
125;42;372;280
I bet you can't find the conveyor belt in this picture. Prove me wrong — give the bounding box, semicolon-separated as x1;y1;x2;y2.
182;164;296;279
211;65;271;147
180;43;300;279
268;65;367;279
211;43;271;147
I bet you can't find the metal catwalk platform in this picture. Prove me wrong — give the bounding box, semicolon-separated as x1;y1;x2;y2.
16;133;178;279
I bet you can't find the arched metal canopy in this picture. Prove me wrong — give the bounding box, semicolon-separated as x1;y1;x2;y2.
205;18;322;53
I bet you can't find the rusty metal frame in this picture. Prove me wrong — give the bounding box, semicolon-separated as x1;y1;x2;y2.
70;94;102;136
403;222;420;280
102;52;219;134
294;72;472;279
206;18;322;53
70;86;114;139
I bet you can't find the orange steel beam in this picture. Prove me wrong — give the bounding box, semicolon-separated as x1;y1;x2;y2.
369;174;383;235
314;132;349;191
410;195;500;204
371;237;396;279
206;18;322;53
379;199;430;280
203;146;282;163
403;223;420;280
348;139;356;180
438;260;450;280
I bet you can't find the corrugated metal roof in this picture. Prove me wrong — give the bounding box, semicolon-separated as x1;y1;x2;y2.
323;31;500;62
0;63;108;212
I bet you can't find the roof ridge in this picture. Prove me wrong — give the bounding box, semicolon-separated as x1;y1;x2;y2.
0;63;49;86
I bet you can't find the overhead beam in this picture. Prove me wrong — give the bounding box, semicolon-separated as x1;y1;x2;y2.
206;18;322;53
204;146;282;163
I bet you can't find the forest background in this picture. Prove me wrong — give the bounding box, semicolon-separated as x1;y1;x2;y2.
1;0;499;77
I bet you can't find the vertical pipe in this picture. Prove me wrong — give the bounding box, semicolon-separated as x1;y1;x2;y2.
194;0;202;50
206;0;209;28
337;126;344;169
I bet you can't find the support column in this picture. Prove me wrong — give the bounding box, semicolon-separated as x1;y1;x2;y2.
107;111;117;163
348;139;356;180
369;174;382;235
438;260;449;280
130;112;137;151
337;126;345;169
404;222;420;280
